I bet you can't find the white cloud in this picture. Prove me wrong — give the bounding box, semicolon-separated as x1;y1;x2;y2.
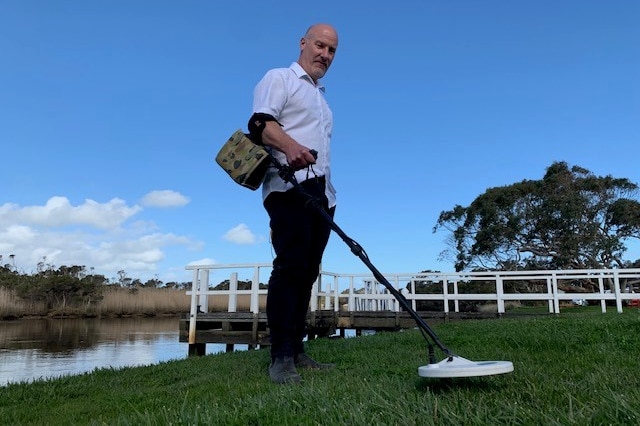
0;196;140;230
0;197;202;281
187;258;217;266
222;224;262;245
0;225;36;248
140;190;190;208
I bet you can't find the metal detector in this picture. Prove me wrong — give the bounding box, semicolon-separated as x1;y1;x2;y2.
270;152;514;379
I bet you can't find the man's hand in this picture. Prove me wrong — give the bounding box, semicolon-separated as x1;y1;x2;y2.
285;147;317;170
261;121;317;170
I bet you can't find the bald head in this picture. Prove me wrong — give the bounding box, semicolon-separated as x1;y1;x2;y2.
303;24;338;40
298;24;338;82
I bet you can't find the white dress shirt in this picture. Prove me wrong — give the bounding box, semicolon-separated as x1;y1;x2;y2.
253;62;336;208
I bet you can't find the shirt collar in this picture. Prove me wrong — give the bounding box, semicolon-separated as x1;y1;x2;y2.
290;62;325;92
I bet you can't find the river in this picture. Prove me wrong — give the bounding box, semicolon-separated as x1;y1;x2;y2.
0;317;235;387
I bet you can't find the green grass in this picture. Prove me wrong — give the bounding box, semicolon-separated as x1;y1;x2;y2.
1;312;640;425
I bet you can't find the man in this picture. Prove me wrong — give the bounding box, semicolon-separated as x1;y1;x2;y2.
248;24;339;384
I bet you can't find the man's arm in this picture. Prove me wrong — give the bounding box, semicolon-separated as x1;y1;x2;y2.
261;121;317;170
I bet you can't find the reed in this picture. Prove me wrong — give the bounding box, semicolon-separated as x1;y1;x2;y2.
97;287;191;316
0;287;191;318
0;287;47;318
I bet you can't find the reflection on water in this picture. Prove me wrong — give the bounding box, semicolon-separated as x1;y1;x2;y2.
0;317;233;386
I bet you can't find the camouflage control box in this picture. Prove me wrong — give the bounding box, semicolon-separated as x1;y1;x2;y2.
215;130;270;190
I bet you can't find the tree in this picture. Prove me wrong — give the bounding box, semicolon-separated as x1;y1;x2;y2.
116;270;133;287
434;162;640;271
12;274;95;309
142;278;163;288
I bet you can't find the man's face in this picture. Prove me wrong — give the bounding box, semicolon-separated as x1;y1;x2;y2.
298;26;338;82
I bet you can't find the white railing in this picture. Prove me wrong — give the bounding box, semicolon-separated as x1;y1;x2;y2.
185;265;640;344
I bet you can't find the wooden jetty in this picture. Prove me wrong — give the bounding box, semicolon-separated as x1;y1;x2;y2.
179;309;497;355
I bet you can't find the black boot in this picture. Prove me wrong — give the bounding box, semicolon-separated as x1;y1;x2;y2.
295;353;335;370
269;356;302;384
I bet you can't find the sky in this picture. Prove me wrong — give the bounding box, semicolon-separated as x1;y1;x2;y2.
1;1;638;284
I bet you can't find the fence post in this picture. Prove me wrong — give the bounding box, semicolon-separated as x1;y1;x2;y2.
187;268;207;356
251;266;260;314
546;277;554;313
229;272;238;313
310;276;319;312
188;268;200;345
453;280;459;313
333;275;340;312
442;276;449;314
613;270;623;313
597;275;607;313
552;272;560;314
199;269;209;313
324;277;332;310
496;275;505;314
348;276;356;311
411;278;417;312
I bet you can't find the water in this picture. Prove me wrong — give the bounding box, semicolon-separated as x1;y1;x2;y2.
0;317;232;386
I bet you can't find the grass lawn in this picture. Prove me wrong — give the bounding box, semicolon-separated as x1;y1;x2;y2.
1;310;639;425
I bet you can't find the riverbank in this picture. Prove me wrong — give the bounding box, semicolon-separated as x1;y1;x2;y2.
1;312;639;425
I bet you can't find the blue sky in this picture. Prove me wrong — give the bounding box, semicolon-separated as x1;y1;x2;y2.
1;1;638;283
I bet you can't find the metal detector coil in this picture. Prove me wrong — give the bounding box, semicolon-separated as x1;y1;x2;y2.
419;356;514;378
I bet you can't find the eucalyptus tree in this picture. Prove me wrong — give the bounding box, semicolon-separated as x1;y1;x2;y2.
434;162;640;271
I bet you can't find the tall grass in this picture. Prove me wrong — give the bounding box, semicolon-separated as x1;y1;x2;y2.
1;311;639;425
0;287;47;318
0;287;191;318
97;287;190;316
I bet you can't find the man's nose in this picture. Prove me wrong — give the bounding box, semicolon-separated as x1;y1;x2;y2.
320;49;331;61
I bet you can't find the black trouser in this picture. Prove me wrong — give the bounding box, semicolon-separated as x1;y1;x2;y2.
263;176;334;360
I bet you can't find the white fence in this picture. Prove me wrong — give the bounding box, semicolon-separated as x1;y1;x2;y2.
185;265;640;322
